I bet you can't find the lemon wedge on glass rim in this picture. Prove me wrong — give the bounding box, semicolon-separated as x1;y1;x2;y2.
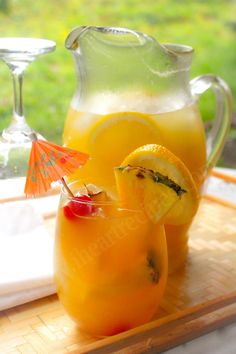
115;144;199;225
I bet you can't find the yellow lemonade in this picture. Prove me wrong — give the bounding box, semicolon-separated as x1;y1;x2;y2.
64;103;206;186
54;183;167;336
63;102;206;272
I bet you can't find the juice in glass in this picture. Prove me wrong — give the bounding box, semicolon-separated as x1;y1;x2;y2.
63;97;206;273
54;181;167;336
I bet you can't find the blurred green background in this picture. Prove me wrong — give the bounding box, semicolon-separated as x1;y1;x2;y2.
0;0;235;165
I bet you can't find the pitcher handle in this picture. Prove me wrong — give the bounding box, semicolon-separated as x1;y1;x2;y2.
190;75;233;173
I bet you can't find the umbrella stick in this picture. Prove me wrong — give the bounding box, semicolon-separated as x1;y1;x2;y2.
61;177;74;197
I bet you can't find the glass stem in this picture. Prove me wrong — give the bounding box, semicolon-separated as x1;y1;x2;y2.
12;70;25;124
2;62;32;143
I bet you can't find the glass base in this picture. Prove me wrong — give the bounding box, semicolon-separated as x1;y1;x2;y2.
1;121;44;144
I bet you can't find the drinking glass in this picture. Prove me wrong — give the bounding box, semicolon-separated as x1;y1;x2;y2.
54;179;168;336
0;37;56;179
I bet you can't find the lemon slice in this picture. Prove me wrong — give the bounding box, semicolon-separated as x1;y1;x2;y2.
89;112;162;167
115;144;199;225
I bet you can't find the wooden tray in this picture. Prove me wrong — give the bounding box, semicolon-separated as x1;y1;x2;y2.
1;174;236;353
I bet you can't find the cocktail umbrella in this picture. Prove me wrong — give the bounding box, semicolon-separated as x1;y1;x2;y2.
24;133;89;197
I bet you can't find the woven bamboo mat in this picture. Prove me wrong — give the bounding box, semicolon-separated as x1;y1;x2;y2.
1;197;236;354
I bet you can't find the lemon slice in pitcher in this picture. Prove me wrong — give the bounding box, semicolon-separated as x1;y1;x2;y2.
89;112;162;166
115;144;199;225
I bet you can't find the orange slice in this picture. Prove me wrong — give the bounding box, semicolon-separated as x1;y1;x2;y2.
115;144;199;225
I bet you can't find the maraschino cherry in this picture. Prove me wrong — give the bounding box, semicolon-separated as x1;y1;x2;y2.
64;195;94;219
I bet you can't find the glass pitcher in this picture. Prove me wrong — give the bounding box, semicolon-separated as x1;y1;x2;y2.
63;26;232;273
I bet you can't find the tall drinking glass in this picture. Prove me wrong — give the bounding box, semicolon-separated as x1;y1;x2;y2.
54;179;168;336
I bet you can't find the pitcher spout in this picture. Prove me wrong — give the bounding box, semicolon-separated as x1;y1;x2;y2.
65;26;153;51
65;26;91;50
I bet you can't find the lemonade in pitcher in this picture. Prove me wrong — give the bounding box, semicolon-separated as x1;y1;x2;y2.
64;99;206;189
63;27;231;272
64;96;206;272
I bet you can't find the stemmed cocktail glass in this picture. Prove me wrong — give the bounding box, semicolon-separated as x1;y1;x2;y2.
0;38;56;179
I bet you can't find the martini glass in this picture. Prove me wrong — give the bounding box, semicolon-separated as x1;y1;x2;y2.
0;38;56;179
